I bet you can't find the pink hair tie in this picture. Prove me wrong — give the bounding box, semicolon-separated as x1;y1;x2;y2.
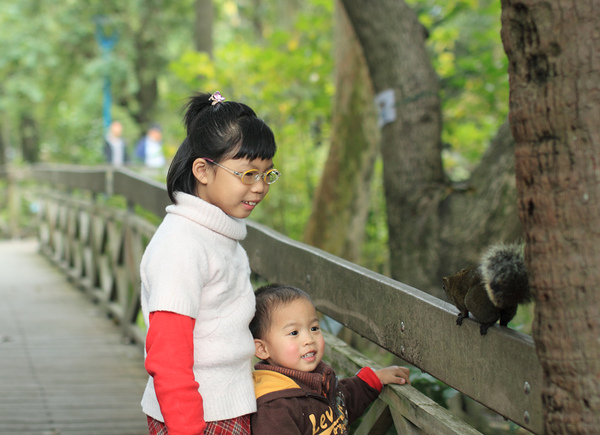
209;91;225;105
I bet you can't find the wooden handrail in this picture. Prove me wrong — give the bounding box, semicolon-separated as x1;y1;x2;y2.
26;164;541;434
243;220;542;433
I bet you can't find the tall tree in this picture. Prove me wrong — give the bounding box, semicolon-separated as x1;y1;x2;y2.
0;125;6;169
339;0;522;297
19;114;39;163
194;0;213;56
127;0;168;127
303;1;380;263
501;0;600;431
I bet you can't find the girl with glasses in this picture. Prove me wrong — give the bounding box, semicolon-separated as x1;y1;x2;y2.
140;91;281;435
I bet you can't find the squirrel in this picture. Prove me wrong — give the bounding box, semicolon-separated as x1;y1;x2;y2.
442;243;533;335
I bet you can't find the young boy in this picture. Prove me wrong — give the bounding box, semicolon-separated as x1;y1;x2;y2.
249;283;410;434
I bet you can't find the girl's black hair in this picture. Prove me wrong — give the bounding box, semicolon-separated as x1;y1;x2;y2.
250;284;313;340
166;92;277;203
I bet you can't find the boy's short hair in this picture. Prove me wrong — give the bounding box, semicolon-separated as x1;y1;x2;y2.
250;283;313;340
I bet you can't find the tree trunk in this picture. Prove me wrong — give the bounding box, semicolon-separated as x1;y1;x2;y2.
339;0;444;296
248;0;264;40
304;1;380;263
194;0;213;56
501;0;600;432
340;0;523;298
359;4;444;294
129;1;164;128
20;114;39;163
0;124;6;168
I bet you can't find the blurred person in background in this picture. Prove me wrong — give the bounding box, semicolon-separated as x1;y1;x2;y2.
136;123;165;169
103;120;128;166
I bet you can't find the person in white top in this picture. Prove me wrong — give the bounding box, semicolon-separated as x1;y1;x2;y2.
144;125;165;168
140;91;281;435
136;124;166;169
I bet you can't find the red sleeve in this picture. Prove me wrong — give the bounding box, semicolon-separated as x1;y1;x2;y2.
356;367;383;393
145;311;206;435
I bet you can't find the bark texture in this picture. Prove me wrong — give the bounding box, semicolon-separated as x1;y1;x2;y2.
304;1;380;263
501;0;600;432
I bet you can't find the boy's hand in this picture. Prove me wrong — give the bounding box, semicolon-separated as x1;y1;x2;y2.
375;366;411;386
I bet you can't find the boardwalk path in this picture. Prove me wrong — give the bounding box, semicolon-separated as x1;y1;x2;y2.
0;239;149;435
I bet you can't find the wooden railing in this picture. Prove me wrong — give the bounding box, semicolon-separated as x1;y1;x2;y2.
27;165;542;434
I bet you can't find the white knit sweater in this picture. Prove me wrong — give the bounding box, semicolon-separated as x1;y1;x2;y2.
140;192;257;422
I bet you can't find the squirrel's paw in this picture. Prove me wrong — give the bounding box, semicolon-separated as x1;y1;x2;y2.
456;312;467;326
479;322;495;335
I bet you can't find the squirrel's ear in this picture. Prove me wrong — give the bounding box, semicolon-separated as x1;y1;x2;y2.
254;339;270;360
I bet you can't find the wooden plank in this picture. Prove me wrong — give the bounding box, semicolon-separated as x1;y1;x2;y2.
33;165;169;220
32;165;107;194
353;398;394;435
0;239;148;435
322;331;482;435
113;169;170;217
243;221;543;434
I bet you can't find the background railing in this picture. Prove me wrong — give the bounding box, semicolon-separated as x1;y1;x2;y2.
25;165;541;434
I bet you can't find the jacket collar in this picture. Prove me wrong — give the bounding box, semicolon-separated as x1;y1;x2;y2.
254;361;335;397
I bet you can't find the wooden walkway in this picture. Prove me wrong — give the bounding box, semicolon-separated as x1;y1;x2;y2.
0;239;149;435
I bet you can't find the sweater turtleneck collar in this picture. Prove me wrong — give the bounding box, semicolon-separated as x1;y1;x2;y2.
166;192;247;241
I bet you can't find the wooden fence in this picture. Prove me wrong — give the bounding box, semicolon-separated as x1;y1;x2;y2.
26;165;542;434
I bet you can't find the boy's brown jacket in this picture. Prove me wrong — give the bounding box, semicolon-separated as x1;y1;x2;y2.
251;361;379;435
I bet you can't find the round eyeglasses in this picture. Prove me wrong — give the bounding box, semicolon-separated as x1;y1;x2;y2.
204;158;281;185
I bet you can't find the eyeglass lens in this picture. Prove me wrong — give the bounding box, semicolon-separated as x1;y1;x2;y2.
241;169;280;185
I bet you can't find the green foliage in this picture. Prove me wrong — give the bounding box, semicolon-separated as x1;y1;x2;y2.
1;1;102;162
509;302;534;335
167;0;335;241
0;0;335;242
0;0;197;164
411;372;459;408
407;0;509;180
0;0;511;268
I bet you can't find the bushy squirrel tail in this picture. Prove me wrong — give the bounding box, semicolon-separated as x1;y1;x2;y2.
479;243;533;309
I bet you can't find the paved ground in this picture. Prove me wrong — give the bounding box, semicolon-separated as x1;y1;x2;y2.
0;239;149;435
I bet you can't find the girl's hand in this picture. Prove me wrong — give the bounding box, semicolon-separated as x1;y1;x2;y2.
375;365;411;386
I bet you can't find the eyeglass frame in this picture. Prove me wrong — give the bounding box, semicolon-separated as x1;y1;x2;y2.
203;158;281;185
